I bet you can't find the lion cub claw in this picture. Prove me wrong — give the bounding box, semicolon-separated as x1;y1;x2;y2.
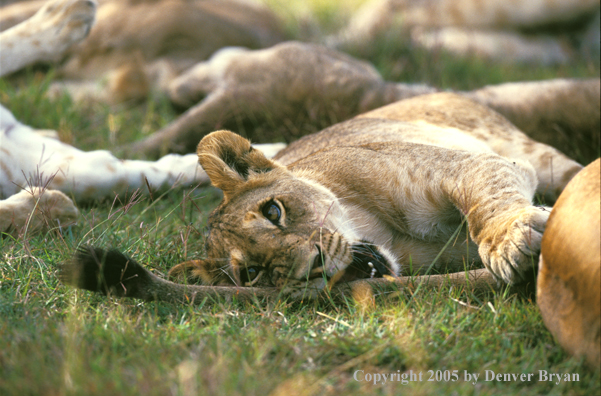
479;206;550;284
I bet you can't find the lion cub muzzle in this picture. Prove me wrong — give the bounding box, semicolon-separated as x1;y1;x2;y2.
277;232;396;292
268;231;351;289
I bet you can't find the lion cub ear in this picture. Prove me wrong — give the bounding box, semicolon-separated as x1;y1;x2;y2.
197;130;284;197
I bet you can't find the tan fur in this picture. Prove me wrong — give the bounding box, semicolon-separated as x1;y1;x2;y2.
345;0;599;31
409;27;569;65
0;1;46;32
276;92;583;204
58;0;284;79
538;159;601;368
167;93;581;294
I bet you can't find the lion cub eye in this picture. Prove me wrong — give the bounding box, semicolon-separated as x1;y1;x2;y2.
240;266;261;285
261;201;281;224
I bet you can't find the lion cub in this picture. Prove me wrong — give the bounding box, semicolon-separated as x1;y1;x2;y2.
62;93;582;301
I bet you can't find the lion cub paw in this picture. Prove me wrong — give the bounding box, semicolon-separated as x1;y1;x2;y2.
281;278;327;300
479;206;550;285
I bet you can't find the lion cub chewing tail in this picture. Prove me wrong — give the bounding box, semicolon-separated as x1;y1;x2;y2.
62;93;582;301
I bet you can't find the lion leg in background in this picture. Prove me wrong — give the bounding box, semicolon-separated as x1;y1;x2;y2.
126;88;249;158
0;105;78;235
538;159;601;368
0;0;96;77
125;85;287;158
0;104;199;201
0;187;79;236
126;44;365;158
0;104;285;202
127;42;435;158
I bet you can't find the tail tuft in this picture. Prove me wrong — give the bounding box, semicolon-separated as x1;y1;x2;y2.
60;246;152;298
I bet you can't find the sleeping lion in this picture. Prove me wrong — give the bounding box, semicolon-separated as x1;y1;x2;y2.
61;93;583;301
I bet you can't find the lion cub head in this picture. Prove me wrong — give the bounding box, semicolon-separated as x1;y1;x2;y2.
168;130;396;294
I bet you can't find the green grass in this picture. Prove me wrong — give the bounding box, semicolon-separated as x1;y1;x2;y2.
2;201;598;395
0;70;177;152
1;3;600;394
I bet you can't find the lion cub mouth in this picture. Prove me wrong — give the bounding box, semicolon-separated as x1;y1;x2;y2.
342;242;394;282
309;241;394;284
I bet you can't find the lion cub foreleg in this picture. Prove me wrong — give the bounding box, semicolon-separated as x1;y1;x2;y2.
394;147;547;285
317;144;548;285
437;154;548;285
